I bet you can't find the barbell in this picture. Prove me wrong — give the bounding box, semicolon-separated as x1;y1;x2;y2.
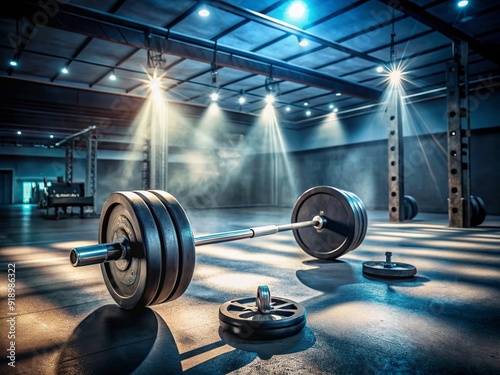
69;186;368;310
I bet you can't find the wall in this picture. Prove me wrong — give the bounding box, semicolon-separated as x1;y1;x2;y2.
279;87;500;215
1;79;499;216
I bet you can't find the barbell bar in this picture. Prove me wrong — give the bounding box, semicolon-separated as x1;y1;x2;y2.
70;217;324;268
69;186;367;310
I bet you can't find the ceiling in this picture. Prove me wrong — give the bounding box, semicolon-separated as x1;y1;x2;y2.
1;0;499;147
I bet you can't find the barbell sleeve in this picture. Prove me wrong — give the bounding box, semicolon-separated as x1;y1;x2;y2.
70;241;125;267
70;216;325;267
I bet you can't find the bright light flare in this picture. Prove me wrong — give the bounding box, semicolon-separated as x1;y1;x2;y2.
288;1;306;18
137;67;168;95
381;61;413;88
210;92;219;101
390;69;402;85
265;94;275;104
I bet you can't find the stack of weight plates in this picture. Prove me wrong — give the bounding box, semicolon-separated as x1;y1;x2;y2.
291;186;368;260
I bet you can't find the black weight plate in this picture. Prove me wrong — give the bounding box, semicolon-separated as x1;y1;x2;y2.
470;195;480;226
475;196;486;226
343;190;368;250
341;190;361;253
362;261;417;278
219;296;306;340
134;191;179;306
292;186;356;260
149;190;196;302
470;195;486;226
407;195;418;219
403;196;413;220
99;192;162;310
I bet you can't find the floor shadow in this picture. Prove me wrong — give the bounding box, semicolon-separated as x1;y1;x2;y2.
296;259;357;292
219;326;316;360
56;304;182;375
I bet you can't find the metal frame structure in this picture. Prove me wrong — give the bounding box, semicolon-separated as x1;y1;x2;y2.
387;88;404;222
446;41;471;228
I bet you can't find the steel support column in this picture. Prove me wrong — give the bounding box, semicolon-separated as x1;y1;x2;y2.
142;141;150;190
387;88;404;222
65;140;74;183
85;130;98;212
447;41;471;228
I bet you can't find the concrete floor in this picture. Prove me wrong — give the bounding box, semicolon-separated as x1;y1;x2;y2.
1;204;499;374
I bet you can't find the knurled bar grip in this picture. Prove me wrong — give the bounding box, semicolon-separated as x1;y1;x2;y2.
70;217;323;267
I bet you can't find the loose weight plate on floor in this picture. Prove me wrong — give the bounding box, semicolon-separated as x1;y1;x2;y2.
404;195;418;220
291;186;366;260
362;261;417;278
219;294;306;340
98;192;163;310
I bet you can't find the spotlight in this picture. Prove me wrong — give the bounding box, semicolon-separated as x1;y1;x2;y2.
288;1;306;18
61;67;69;74
50;135;54;139
17;131;21;135
336;92;342;96
210;91;219;101
238;95;246;105
285;106;291;112
198;8;210;17
306;110;311;116
457;1;468;7
333;108;338;113
329;104;334;109
389;69;402;85
9;60;17;67
298;37;309;47
304;101;309;106
265;94;275;104
376;66;384;73
109;70;116;81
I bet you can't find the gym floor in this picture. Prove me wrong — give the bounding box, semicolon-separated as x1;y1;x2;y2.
1;204;499;374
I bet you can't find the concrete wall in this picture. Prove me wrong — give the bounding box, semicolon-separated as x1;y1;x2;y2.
1;80;499;216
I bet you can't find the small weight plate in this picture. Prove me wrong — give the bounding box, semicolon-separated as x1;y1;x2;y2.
292;186;356;260
219;295;306;340
134;191;179;306
149;190;196;302
362;261;417;278
99;192;162;310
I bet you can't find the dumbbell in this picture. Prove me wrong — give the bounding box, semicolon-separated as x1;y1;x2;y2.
70;186;367;310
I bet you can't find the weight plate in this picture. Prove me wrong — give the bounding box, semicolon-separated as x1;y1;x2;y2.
470;195;486;226
407;195;418;219
149;190;196;302
341;190;361;254
219;295;306;340
403;196;413;220
475;196;486;226
362;261;417;278
134;191;179;306
99;192;162;310
343;190;368;250
291;186;357;260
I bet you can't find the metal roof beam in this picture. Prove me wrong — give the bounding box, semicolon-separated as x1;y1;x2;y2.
6;0;383;102
378;0;500;66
